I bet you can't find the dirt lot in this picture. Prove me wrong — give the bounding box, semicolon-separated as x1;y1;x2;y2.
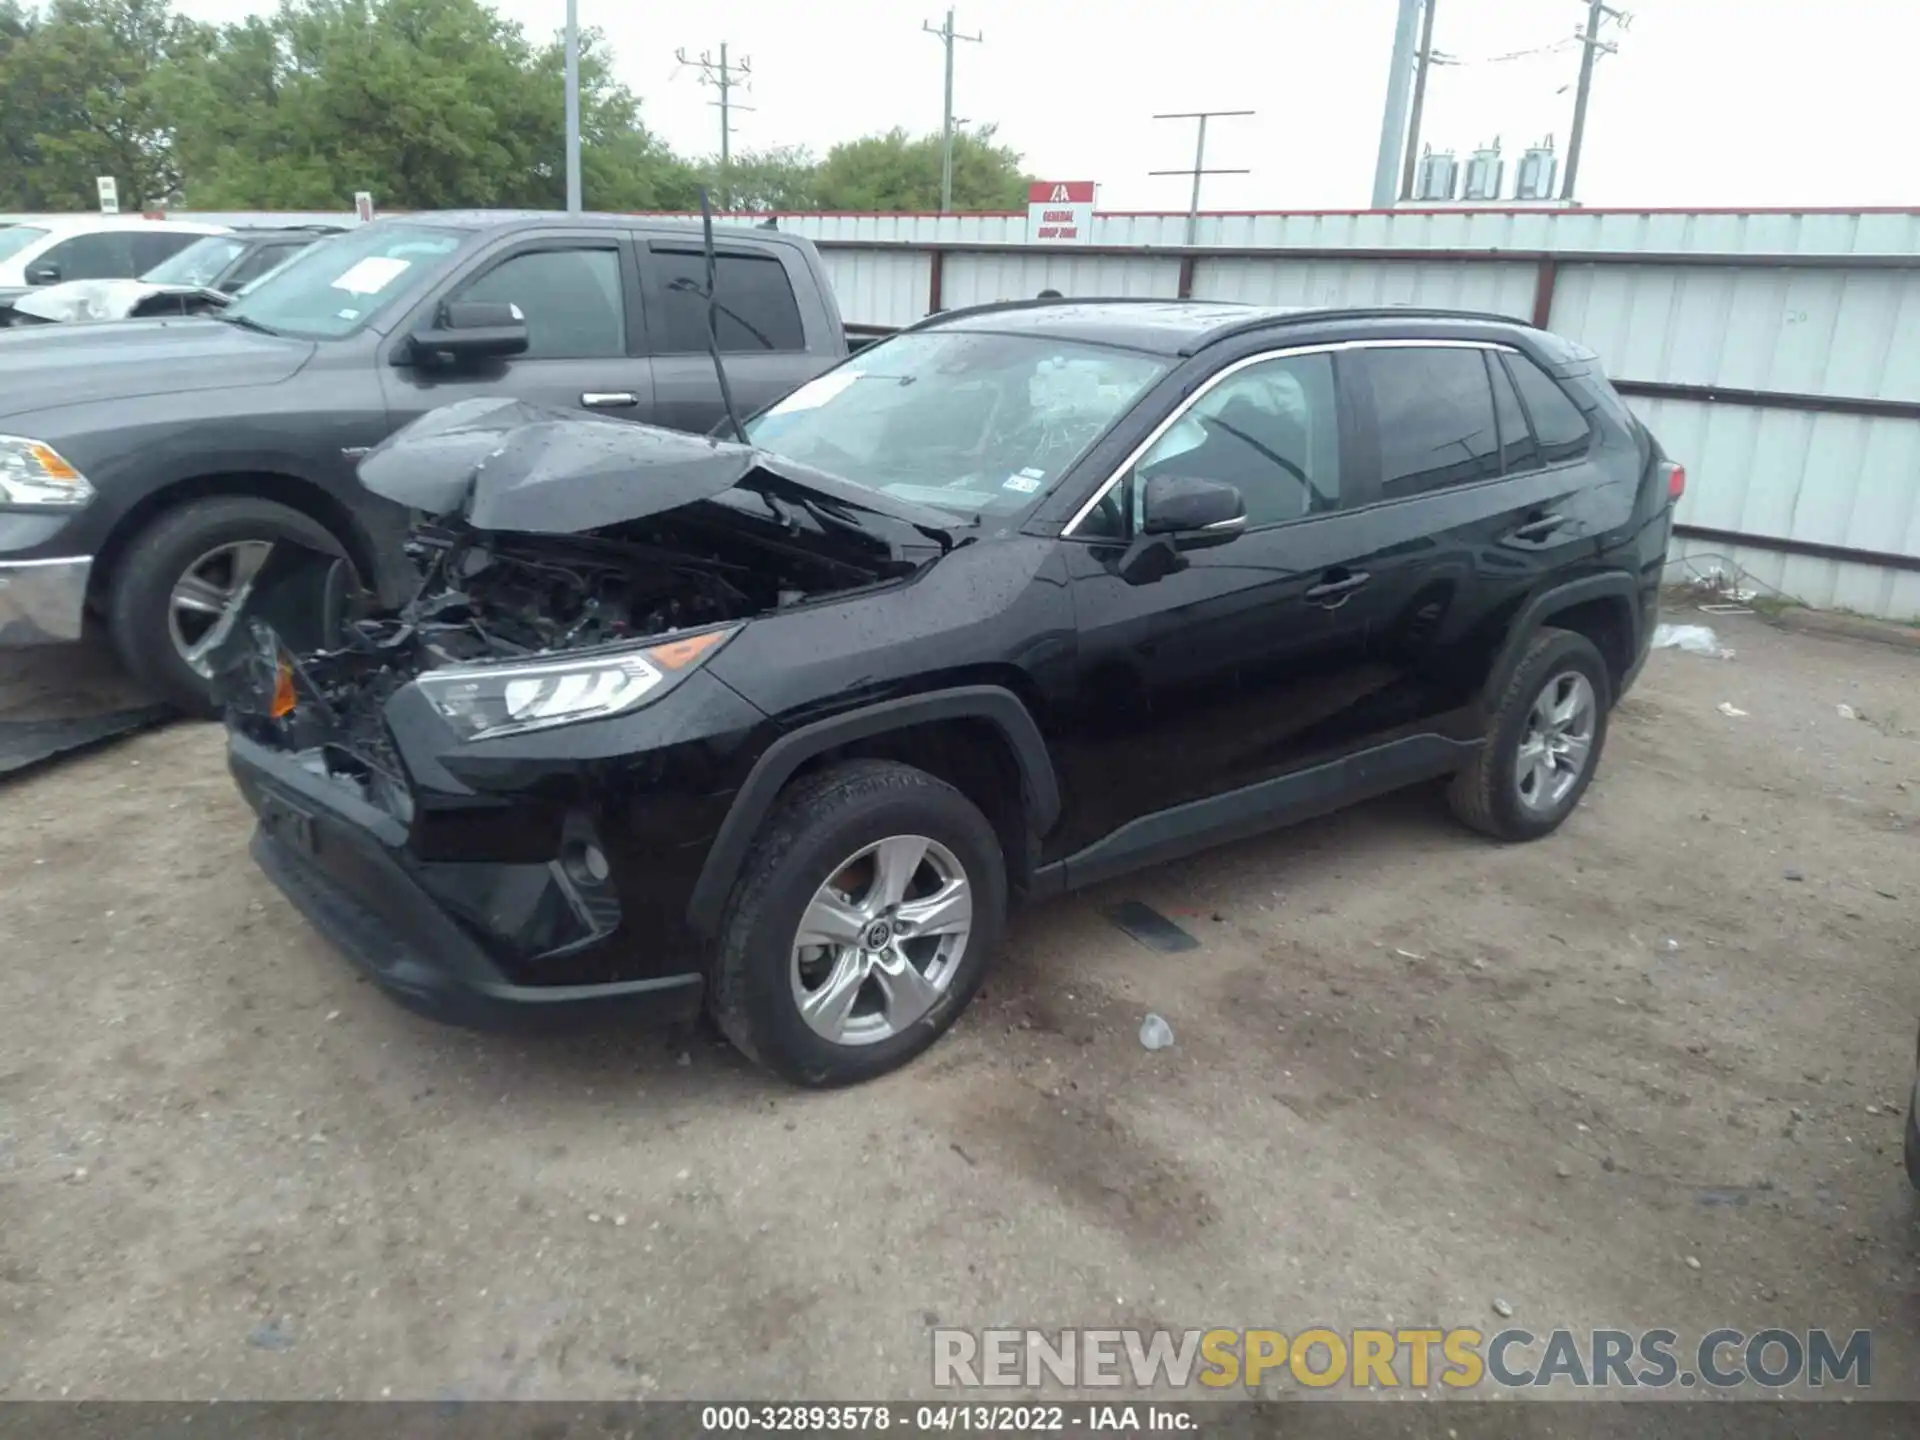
1;612;1915;1402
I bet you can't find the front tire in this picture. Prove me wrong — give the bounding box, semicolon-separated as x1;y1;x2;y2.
1448;627;1612;842
712;759;1007;1087
107;496;346;717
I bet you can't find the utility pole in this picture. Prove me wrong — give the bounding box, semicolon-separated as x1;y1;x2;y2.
1562;0;1623;201
1371;0;1423;208
1150;110;1253;246
922;9;982;212
564;0;581;213
676;43;755;209
1398;0;1438;201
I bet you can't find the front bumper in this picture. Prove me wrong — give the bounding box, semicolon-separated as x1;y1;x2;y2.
230;732;705;1032
0;554;91;647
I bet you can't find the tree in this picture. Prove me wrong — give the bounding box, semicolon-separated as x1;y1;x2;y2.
812;125;1031;212
169;0;697;212
705;145;818;213
0;0;212;210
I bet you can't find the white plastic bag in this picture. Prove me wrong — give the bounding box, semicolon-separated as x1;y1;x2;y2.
1653;624;1734;660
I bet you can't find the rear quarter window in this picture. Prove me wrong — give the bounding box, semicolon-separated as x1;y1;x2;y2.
1505;353;1594;463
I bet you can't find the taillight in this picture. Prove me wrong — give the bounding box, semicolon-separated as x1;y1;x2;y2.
1667;463;1687;502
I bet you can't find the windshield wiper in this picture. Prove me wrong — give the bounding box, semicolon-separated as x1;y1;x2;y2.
214;311;281;337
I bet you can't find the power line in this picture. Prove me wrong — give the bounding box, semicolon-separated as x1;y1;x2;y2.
922;9;983;213
675;43;755;207
1150;110;1254;245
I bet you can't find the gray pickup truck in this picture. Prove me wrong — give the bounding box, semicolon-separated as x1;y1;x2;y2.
0;211;850;711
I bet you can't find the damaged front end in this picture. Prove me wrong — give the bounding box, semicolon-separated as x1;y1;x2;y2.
218;399;952;1019
222;397;953;805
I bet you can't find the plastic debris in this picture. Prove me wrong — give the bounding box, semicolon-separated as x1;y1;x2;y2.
1716;702;1748;717
1836;703;1859;720
1138;1013;1175;1051
1653;623;1734;659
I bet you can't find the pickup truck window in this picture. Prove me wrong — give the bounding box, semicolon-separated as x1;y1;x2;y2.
743;330;1167;519
39;230;139;281
222;223;463;339
653;249;805;354
455;247;625;359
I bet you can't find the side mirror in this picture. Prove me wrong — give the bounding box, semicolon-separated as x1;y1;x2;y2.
26;263;61;286
407;300;528;364
1140;473;1246;549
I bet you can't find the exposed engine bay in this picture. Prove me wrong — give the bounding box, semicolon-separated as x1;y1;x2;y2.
219;398;966;810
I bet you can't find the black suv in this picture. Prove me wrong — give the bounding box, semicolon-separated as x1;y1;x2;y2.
222;299;1682;1086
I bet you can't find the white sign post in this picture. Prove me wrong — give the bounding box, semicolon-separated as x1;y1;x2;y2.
96;176;119;215
1025;181;1095;244
354;191;376;224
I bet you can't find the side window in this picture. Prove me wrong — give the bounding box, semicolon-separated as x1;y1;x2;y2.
1363;347;1500;498
652;249;806;354
1130;352;1343;529
454;247;625;360
1505;353;1593;464
131;231;200;274
1487;352;1541;473
37;231;138;281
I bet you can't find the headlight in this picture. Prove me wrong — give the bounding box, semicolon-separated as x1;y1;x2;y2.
415;625;739;741
0;435;95;508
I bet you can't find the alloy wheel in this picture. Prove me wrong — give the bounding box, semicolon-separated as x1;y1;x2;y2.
1514;669;1597;813
789;834;973;1047
167;539;274;677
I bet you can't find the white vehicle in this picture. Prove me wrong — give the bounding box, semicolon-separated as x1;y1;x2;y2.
0;216;231;304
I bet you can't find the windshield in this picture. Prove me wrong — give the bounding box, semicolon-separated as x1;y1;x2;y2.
743;331;1168;518
221;223;463;339
0;225;48;264
142;235;247;287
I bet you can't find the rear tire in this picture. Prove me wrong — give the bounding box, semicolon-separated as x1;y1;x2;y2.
1448;627;1612;842
107;496;346;718
712;759;1007;1087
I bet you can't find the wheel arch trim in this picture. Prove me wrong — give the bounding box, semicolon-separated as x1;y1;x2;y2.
1489;572;1639;704
686;686;1060;937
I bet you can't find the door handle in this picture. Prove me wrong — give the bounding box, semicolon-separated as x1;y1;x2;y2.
581;391;640;409
1305;570;1370;604
1508;513;1567;542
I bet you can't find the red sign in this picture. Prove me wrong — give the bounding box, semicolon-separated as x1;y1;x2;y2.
1026;181;1096;244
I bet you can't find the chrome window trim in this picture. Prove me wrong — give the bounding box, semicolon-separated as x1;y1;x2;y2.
1060;336;1521;539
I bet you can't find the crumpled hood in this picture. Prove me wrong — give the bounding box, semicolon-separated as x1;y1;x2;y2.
356;396;967;538
0;315;313;419
11;278;228;324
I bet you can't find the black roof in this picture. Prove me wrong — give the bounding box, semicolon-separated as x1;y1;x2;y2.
920;297;1545;357
386;210;779;242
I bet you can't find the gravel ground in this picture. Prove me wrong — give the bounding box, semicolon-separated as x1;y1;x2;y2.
0;612;1915;1402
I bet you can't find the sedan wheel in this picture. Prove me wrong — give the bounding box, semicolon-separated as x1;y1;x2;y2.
790;834;974;1047
167;539;275;678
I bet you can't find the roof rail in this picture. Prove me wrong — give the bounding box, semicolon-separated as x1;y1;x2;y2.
906;294;1240;333
1184;305;1536;352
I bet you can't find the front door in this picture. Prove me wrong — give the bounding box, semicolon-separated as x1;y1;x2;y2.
1051;348;1411;873
381;234;655;430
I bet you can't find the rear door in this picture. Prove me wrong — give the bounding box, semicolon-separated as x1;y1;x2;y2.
638;240;833;434
381;230;655;429
1342;340;1604;733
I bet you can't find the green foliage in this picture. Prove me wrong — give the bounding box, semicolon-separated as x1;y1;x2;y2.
813;126;1031;212
0;0;1032;216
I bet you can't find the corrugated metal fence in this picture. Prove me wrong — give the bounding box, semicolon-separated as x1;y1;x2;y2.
10;205;1918;618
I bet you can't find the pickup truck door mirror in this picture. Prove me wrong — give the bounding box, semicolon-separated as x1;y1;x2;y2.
408;300;529;365
25;263;61;285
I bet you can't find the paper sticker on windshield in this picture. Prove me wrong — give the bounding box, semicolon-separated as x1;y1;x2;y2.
329;256;411;295
1001;472;1044;494
767;369;863;415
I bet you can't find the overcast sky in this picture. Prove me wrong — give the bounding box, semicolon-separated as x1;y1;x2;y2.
172;0;1920;211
